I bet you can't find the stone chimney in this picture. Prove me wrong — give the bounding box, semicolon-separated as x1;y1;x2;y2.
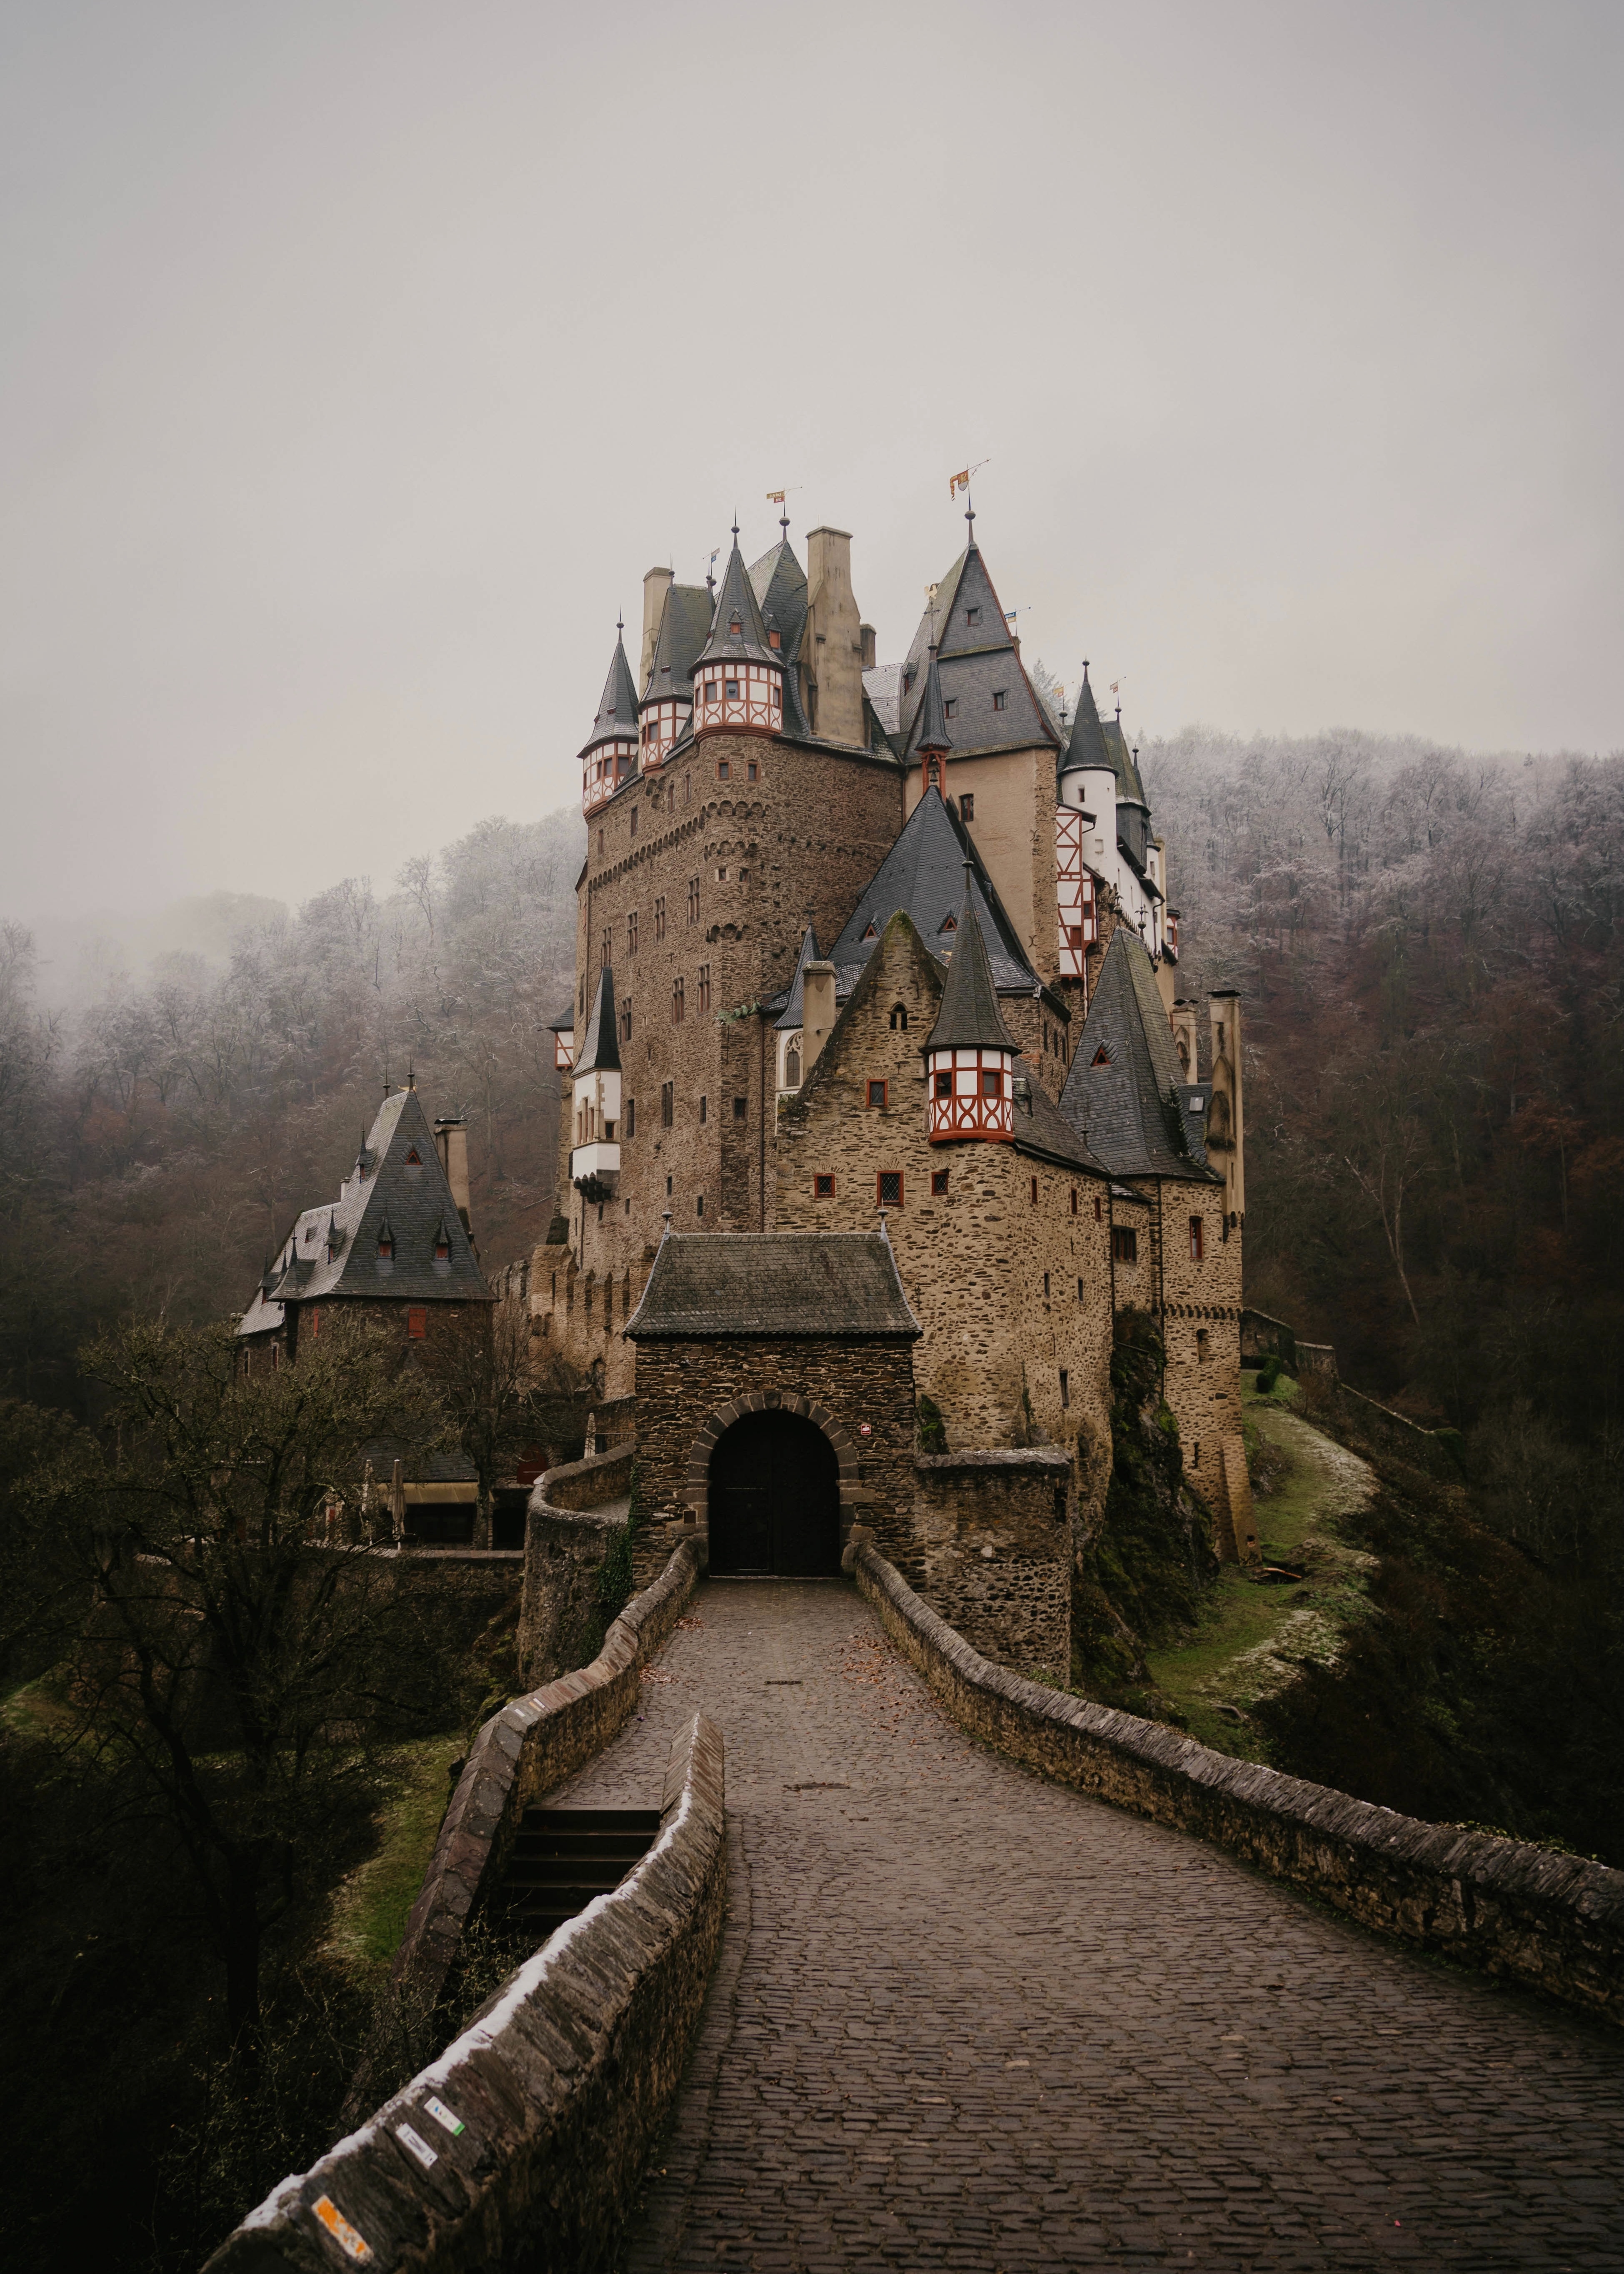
803;528;865;747
434;1116;474;1240
860;622;876;669
640;566;673;689
801;961;838;1075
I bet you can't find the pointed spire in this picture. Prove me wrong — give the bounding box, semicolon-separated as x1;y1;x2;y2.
927;869;1018;1054
376;1213;395;1255
574;966;621;1075
696;532;779;670
915;643;952;755
773;922;823;1030
581;620;641;753
1060;659;1111;778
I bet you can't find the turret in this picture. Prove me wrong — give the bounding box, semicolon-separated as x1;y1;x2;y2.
915;643;951;801
1055;664;1111;977
580;621;640;818
691;528;784;739
570;968;622;1193
638;579;713;769
924;874;1019;1144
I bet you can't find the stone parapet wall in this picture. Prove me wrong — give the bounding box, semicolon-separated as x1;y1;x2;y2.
346;1537;705;2122
912;1450;1072;1678
855;1545;1624;2029
535;1444;635;1513
206;1713;726;2274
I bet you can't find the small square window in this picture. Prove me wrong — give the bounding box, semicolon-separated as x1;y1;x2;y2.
866;1079;887;1109
768;629;781;649
992;690;1006;711
960;793;974;821
747;760;758;781
934;1070;951;1098
733;1096;747;1121
814;1172;836;1198
966;606;981;626
725;679;740;698
717;758;730;781
407;1308;426;1340
944;699;957;720
981;1068;1001;1097
931;1169;949;1197
878;1170;903;1208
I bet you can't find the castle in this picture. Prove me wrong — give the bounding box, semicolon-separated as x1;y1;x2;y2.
522;508;1254;1672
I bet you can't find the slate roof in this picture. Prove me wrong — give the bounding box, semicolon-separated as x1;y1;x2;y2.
236;1089;492;1335
926;893;1016;1054
1015;1076;1107;1176
894;542;1060;760
1059;665;1112;781
581;628;641;755
626;1232;921;1340
1103;710;1148;809
1058;929;1217;1183
773;924;822;1031
747;535;813;735
641;584;713;705
915;645;951;753
863;661;903;741
575;967;620;1074
695;536;779;673
828;785;1039;995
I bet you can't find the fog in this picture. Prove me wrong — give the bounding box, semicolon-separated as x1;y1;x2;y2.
3;0;1619;953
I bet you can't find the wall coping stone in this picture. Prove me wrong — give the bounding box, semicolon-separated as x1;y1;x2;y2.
205;1714;726;2274
914;1448;1073;1473
856;1544;1624;2029
342;1535;704;2125
534;1443;636;1510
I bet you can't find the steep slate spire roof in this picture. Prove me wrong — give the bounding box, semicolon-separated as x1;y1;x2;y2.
926;882;1018;1054
747;534;813;736
582;625;641;754
575;966;621;1075
1103;708;1148;809
828;786;1038;993
235;1087;491;1335
640;584;714;704
696;533;780;671
898;540;1059;761
1059;664;1111;780
1058;928;1215;1181
915;644;952;754
773;923;823;1031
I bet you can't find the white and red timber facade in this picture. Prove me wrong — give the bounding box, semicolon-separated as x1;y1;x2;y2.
516;508;1254;1675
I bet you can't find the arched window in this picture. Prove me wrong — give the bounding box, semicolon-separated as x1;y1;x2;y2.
889;1003;908;1031
784;1039;802;1089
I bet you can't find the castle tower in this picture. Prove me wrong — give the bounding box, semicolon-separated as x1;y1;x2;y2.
925;877;1018;1143
1055;663;1111;981
915;640;952;799
692;530;784;738
1206;989;1245;1232
580;622;640;817
570;967;622;1194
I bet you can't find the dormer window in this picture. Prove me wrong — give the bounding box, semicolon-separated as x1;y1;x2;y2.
863;921;878;940
966;606;980;626
940;912;957;934
404;1147;421;1166
903;670;915;695
944;699;957;720
435;1233;450;1261
1092;1045;1112;1067
729;616;742;636
992;690;1006;711
768;629;781;649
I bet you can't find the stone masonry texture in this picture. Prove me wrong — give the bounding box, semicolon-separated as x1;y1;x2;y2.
553;1578;1624;2274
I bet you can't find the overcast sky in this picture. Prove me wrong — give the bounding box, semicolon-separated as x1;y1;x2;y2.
2;0;1619;932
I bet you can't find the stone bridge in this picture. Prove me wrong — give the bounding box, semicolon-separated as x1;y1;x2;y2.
212;1563;1624;2274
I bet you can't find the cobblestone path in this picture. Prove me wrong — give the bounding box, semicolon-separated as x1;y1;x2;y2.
551;1580;1624;2271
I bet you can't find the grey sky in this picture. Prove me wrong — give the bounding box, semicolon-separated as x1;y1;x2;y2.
3;0;1619;931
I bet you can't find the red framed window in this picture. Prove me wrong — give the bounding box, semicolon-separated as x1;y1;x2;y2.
981;1069;1001;1096
877;1171;903;1208
814;1172;836;1198
408;1308;427;1339
1189;1215;1204;1262
310;1308;320;1335
934;1069;951;1098
866;1079;887;1109
931;1169;949;1197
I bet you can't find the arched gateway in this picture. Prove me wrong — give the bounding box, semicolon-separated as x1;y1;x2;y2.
708;1408;841;1575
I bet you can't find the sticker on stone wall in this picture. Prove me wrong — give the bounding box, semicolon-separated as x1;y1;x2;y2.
396;2121;438;2168
423;2095;466;2137
311;2194;373;2261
